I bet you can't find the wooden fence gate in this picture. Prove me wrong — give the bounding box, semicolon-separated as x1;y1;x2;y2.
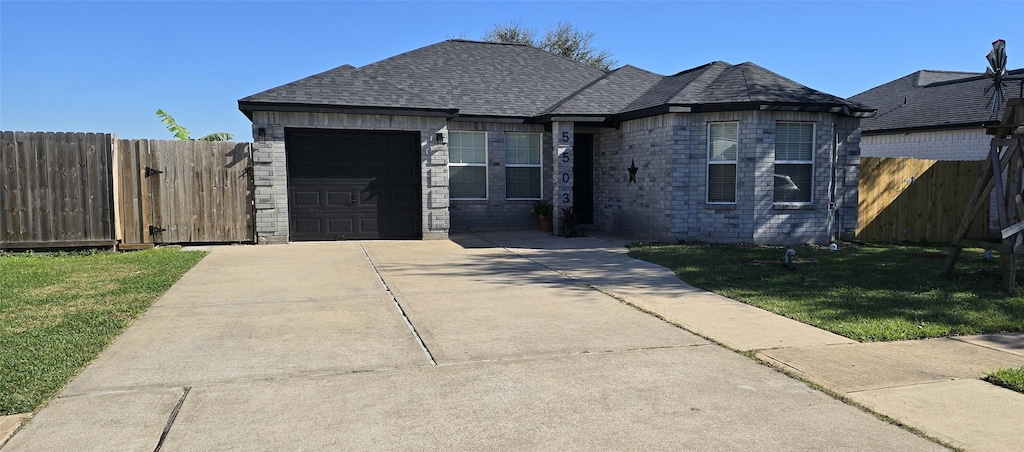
114;139;254;248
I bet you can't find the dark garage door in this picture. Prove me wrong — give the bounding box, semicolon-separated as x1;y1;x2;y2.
286;129;421;240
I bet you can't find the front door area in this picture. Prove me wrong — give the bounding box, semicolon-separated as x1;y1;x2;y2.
573;133;594;224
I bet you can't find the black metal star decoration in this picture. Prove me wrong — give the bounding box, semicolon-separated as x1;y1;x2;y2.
628;159;639;184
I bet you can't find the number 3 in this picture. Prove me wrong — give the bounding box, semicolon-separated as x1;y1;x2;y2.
562;193;570;204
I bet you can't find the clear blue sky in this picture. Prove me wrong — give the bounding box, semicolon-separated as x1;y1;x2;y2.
2;1;1022;141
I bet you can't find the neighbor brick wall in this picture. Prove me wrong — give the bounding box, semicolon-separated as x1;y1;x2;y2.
249;111;449;243
861;128;990;160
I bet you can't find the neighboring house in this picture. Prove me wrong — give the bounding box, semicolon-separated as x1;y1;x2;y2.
851;69;1024;241
238;40;873;244
851;68;1024;160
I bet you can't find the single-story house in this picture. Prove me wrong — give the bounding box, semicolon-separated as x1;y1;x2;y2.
238;39;873;244
850;68;1024;160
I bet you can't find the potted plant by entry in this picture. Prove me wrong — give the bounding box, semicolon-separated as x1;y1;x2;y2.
531;200;553;232
560;206;585;237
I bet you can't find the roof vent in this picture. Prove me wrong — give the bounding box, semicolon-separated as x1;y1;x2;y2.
903;97;908;105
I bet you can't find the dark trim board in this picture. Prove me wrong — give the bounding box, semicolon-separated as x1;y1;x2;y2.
285;129;422;241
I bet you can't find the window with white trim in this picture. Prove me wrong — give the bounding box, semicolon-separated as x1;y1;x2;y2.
505;132;542;199
707;122;738;203
449;131;487;199
774;122;814;203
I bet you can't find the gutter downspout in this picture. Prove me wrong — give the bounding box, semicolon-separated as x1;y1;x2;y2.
828;122;839;242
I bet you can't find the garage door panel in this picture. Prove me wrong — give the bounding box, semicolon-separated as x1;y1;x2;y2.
327;191;354;208
294;218;322;234
287;130;421;241
328;218;355;234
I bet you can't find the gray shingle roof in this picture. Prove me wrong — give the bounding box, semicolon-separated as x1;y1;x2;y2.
542;65;664;116
850;69;1024;133
624;62;869;114
239;64;452;111
240;39;870;121
356;40;608;117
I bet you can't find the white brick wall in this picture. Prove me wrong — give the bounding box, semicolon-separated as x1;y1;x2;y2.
861;128;990;160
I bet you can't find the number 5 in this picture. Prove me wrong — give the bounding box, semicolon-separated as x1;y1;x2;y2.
561;132;570;143
561;153;570;163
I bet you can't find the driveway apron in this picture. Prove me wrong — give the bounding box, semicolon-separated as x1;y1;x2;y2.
4;234;942;451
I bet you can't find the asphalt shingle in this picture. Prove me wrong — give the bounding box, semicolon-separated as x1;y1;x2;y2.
240;39;871;121
239;64;451;111
851;69;1024;132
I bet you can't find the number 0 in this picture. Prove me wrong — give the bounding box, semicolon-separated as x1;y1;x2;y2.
562;172;570;183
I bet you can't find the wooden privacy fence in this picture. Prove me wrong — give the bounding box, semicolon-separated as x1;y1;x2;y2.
1;131;116;248
858;157;989;243
1;131;254;250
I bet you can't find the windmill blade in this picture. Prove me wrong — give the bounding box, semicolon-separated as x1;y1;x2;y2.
987;39;1007;76
985;39;1008;113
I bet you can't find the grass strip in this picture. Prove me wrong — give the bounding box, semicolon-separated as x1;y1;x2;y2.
628;242;1024;342
0;248;206;415
985;367;1024;393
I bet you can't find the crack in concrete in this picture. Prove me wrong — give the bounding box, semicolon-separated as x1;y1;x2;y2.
360;244;437;366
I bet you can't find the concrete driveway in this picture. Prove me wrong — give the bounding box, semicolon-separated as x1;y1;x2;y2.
4;231;943;451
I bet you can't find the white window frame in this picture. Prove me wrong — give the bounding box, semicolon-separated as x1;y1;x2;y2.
774;122;815;204
504;132;544;200
707;121;738;204
448;130;488;200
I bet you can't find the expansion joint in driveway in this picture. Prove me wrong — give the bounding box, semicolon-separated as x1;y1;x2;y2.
153;386;190;452
360;245;437;366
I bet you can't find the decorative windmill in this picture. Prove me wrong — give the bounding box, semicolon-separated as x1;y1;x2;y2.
941;40;1024;292
985;39;1008;113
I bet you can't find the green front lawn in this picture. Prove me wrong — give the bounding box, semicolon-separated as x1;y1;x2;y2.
0;248;206;415
628;243;1024;342
985;367;1024;393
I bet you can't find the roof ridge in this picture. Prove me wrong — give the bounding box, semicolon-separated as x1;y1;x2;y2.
446;38;533;47
539;69;620;115
685;61;732;101
539;65;664;115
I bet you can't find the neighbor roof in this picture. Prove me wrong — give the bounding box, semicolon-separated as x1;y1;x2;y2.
851;69;1024;134
240;39;872;122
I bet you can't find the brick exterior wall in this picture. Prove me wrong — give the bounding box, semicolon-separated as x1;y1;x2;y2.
861;128;990;160
592;111;861;244
446;121;550;231
249;110;861;245
248;111;449;243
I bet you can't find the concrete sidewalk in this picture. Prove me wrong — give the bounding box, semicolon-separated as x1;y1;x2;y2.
3;232;948;451
473;230;1024;452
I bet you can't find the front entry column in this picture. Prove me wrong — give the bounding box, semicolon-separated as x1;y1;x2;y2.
552;121;574;236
